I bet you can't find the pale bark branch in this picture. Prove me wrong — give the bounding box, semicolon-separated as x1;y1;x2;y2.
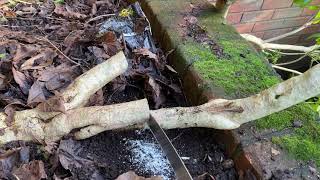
0;51;319;144
271;65;303;75
61;51;128;111
265;21;313;43
0;51;129;144
241;33;320;52
2;63;318;143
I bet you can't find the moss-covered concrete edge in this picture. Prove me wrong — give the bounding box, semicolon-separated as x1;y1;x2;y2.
136;0;320;172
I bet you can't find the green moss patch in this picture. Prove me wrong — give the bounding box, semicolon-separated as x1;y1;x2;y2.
147;0;320;168
183;41;279;98
273;133;320;166
256;104;316;130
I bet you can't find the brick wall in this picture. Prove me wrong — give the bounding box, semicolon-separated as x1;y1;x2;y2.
227;0;320;45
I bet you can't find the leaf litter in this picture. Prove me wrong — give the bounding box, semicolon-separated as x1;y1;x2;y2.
0;0;187;179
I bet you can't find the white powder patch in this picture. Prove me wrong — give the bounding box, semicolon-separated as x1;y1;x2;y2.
126;139;174;180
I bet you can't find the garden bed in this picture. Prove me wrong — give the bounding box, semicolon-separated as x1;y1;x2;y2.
0;0;238;179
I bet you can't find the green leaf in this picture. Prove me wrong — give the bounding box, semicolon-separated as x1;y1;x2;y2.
294;0;312;7
312;11;320;24
0;53;5;59
308;5;320;10
54;0;64;4
307;33;320;39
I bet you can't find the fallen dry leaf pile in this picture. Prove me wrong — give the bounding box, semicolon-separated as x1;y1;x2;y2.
0;0;186;179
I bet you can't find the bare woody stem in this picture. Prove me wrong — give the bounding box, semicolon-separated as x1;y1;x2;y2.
241;34;320;52
265;21;313;43
57;62;320;140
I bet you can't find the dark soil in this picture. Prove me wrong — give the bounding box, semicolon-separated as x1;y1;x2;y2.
64;128;237;180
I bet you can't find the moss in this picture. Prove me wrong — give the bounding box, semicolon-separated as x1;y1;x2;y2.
179;18;320;166
273;135;320;167
183;41;279;98
256;104;316;130
148;0;320;166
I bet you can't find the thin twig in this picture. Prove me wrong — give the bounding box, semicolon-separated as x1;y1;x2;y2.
275;46;320;66
241;34;319;52
85;14;116;24
268;49;305;56
265;20;313;43
13;0;34;4
272;65;302;75
35;37;81;66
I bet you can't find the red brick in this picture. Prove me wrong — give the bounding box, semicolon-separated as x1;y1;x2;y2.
301;8;318;16
253;16;311;32
229;0;263;13
263;28;293;39
234;23;255;33
227;12;243;24
272;7;302;19
262;0;293;9
241;10;274;22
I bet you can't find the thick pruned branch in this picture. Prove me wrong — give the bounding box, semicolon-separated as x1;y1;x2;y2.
0;61;319;143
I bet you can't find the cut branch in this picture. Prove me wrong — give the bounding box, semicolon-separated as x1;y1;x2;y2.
241;34;320;52
0;53;319;144
60;51;128;111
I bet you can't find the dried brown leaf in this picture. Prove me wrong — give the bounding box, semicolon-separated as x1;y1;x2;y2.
116;171;163;180
12;67;31;95
13;160;47;180
20;48;56;70
100;31;122;56
58;139;103;179
0;147;29;179
54;4;87;19
13;44;37;63
88;46;110;63
37;94;66;113
133;48;158;60
133;48;163;70
85;89;104;106
38;64;74;91
0;94;26;107
0;73;6;90
63;30;83;54
4;105;15;126
27;81;46;107
147;77;165;109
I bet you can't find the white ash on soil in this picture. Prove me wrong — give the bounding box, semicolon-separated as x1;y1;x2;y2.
126;136;174;180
